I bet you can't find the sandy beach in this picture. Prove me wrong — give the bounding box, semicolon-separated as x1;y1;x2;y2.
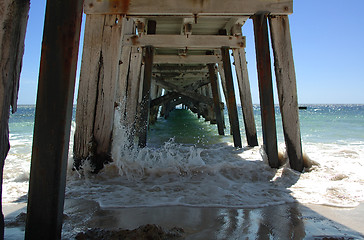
4;199;364;239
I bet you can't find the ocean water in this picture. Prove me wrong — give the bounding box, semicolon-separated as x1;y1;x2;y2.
3;105;364;219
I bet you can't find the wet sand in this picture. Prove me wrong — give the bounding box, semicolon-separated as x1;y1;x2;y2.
4;200;364;239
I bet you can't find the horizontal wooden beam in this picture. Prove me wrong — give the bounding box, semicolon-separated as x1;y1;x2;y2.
84;0;292;15
153;71;208;78
123;35;246;49
154;55;220;64
224;17;249;34
153;66;209;73
150;92;179;108
153;78;214;105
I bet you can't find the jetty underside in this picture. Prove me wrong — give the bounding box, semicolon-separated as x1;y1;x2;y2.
0;0;306;238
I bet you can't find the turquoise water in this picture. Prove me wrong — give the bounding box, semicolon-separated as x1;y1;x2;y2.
8;104;364;145
147;104;364;146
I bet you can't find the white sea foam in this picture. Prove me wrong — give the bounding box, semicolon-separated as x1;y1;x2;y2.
63;112;364;209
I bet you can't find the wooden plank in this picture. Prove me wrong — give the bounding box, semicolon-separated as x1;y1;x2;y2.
84;0;293;15
208;64;224;135
123;35;246;49
232;48;258;147
153;55;220;64
221;47;242;148
0;0;29;237
252;14;279;168
25;0;83;239
269;15;304;172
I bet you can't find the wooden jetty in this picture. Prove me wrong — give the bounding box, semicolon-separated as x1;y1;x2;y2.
0;0;305;238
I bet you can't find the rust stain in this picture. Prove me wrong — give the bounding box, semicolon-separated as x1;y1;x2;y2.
109;0;130;14
130;35;139;45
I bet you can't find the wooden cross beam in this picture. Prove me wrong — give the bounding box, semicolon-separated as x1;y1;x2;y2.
223;17;249;35
153;78;215;105
150;92;180;108
153;65;208;72
123;35;246;49
153;71;208;78
84;0;293;15
153;55;221;64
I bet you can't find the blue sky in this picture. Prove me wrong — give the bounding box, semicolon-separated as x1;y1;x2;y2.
18;0;364;104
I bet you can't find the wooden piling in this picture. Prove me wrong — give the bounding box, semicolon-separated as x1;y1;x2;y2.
208;64;225;135
74;14;125;170
137;20;156;147
0;0;30;237
221;47;242;148
149;83;161;124
217;62;233;135
125;47;143;133
138;45;154;147
232;48;258;147
25;0;83;239
269;15;304;172
252;14;279;168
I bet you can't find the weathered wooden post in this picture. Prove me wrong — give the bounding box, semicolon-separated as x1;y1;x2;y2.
208;64;224;135
74;14;127;170
138;45;154;147
217;61;233;135
269;15;304;172
252;14;279;168
25;0;83;239
0;0;30;237
124;46;143;135
221;46;242;148
149;83;161;124
137;20;156;147
232;47;258;147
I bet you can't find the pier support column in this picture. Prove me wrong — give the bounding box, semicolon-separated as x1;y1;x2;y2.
0;0;29;237
252;14;279;168
124;47;143;138
137;20;156;147
74;14;126;170
138;46;154;147
217;61;232;135
149;83;161;124
25;0;83;239
208;64;224;135
232;48;258;147
269;15;304;172
221;47;242;148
